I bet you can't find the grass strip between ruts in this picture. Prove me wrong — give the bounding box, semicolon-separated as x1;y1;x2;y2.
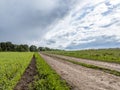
30;53;70;90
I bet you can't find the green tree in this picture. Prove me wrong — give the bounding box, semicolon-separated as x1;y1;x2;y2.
30;45;37;52
0;43;1;51
6;42;15;51
14;44;29;52
38;47;43;51
44;47;51;51
0;42;6;51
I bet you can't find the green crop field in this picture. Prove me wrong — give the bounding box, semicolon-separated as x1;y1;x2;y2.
0;52;70;90
44;48;120;63
0;52;33;90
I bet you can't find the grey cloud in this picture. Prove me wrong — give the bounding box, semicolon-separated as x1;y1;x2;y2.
46;40;56;45
0;0;76;44
66;35;120;50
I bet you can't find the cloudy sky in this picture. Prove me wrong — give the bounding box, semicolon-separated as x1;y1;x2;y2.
0;0;120;50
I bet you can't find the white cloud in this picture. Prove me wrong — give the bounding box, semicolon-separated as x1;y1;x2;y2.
42;0;120;49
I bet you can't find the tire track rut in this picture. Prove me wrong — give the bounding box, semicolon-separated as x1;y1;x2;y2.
14;56;37;90
45;53;120;72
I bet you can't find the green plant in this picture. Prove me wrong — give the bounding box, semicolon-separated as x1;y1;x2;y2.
0;52;33;90
31;53;70;90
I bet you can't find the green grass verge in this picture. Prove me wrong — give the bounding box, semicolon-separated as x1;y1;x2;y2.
0;52;33;90
30;53;70;90
45;48;120;63
44;53;120;77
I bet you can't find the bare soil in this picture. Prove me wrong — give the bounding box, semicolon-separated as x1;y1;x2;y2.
14;56;37;90
46;53;120;72
40;53;120;90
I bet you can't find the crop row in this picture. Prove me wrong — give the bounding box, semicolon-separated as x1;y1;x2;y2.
0;52;33;90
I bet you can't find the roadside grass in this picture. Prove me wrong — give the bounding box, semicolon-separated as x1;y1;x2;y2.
45;48;120;63
30;53;70;90
43;53;120;77
0;52;33;90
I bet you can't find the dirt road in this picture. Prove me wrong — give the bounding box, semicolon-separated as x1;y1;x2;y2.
40;53;120;90
45;53;120;72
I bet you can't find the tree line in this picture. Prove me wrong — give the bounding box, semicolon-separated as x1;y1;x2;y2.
0;42;59;52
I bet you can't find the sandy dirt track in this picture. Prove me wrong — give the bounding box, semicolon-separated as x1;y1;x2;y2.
46;53;120;72
40;53;120;90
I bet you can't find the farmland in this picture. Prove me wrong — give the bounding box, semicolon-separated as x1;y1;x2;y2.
1;49;120;90
0;52;33;90
0;52;70;90
44;48;120;63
